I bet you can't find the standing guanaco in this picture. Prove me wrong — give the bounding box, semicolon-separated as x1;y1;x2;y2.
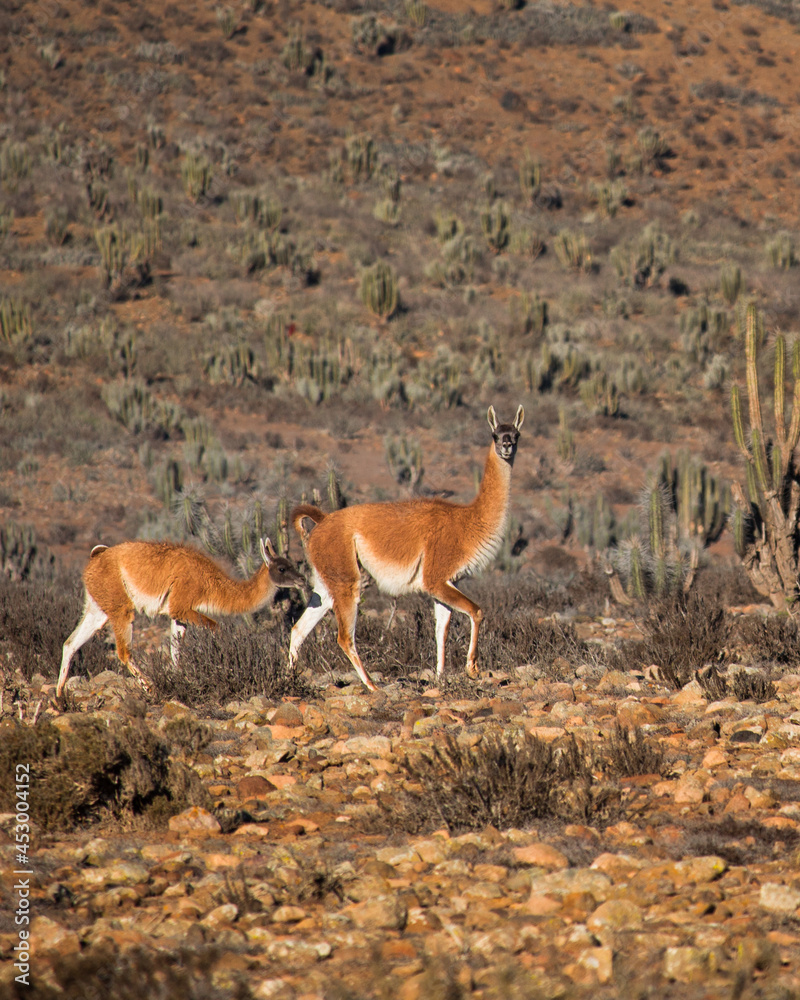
289;405;524;689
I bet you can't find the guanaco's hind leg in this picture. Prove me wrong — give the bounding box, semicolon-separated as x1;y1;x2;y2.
108;608;152;693
57;594;108;697
331;585;377;692
429;581;483;679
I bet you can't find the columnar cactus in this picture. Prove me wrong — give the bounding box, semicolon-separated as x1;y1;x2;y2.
730;303;800;607
360;261;399;319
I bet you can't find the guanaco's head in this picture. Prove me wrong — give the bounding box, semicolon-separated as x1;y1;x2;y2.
487;405;524;464
259;538;307;593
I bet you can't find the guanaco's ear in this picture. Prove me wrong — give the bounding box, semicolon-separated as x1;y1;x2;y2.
259;537;277;566
487;406;498;432
513;405;524;431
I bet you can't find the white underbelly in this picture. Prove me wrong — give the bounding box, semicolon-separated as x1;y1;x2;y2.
122;574;170;618
354;536;425;597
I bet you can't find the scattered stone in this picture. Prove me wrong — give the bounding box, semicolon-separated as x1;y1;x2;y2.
168;807;222;835
663;946;718;983
29;916;81;957
345;894;408;931
587;899;643;935
759;883;800;914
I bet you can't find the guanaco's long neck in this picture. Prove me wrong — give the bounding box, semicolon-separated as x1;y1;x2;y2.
468;446;513;536
208;564;273;613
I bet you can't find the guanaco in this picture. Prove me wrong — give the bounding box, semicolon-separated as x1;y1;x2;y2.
289;405;524;689
57;538;305;697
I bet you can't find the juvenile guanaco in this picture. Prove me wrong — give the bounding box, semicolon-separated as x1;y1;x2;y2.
289;405;524;689
57;538;305;697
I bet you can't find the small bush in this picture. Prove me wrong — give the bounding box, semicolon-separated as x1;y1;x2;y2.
6;943;251;1000
389;731;616;834
734;614;800;667
696;664;728;701
605;723;667;777
731;670;777;703
612;593;729;688
0;716;208;832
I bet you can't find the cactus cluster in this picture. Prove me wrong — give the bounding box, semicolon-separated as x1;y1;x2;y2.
0;140;32;192
730;303;800;607
44;206;70;246
94;224;150;291
518;150;542;204
231;188;282;230
0;297;32;347
511;292;548;338
360;261;399;319
204;342;260;387
385;434;424;492
480;202;511;252
0;522;55;582
181;151;213;202
587;179;627;219
611;223;674;288
554;230;591;272
580;371;620;417
426;223;476;287
607;454;728;604
657;449;729;547
573;493;617;550
720;264;743;306
766;233;797;270
102;379;183;437
611;484;689;602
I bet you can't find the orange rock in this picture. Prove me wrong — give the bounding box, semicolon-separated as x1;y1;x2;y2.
265;774;297;789
526;893;562;916
512;843;569;869
723;793;751;813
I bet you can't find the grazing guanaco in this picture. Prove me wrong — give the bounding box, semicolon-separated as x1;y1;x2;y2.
57;538;305;697
289;405;524;689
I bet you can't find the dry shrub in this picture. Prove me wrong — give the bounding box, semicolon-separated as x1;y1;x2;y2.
0;716;208;832
605;723;667;777
144;618;311;706
734;613;800;667
731;670;777;703
611;592;729;689
696;665;778;703
0;944;253;1000
696;664;728;701
387;731;618;834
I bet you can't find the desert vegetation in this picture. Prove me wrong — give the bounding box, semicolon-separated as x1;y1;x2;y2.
4;0;800;996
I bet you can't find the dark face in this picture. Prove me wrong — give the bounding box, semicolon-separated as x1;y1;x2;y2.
269;559;306;591
492;423;521;464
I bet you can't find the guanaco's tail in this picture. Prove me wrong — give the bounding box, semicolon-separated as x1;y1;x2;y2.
291;504;326;548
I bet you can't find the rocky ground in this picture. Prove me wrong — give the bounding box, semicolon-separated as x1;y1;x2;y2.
3;608;800;1000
